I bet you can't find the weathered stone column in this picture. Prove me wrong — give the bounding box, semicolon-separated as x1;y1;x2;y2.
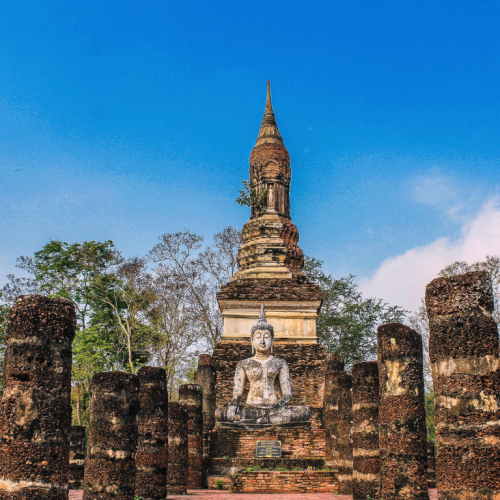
426;271;500;499
326;352;345;373
324;367;353;495
378;323;429;500
352;361;380;500
179;384;204;489
136;366;169;500
69;426;86;490
167;402;189;495
426;443;436;489
83;372;140;500
197;354;216;458
0;295;76;500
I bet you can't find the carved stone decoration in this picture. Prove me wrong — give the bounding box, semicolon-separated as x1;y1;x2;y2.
216;305;311;427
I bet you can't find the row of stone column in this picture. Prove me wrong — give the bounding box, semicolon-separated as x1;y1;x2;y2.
324;270;500;500
0;295;204;500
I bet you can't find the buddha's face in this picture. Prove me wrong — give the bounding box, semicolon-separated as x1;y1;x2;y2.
252;328;273;354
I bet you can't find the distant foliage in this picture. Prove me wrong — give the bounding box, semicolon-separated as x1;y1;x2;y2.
303;256;406;368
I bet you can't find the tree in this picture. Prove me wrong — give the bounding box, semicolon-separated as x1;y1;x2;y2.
303;257;406;368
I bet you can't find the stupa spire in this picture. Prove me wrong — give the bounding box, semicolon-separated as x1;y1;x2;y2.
255;80;284;146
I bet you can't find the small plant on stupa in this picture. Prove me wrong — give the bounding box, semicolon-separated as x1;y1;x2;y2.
236;179;267;215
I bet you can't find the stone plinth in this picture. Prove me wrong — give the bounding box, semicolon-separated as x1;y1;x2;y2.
167;402;188;495
69;426;86;490
426;271;500;499
324;371;353;495
179;384;204;489
352;361;380;500
378;323;429;500
0;295;76;500
136;366;168;500
83;372;140;500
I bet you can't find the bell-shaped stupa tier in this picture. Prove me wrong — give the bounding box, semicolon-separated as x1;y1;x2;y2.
234;81;304;280
217;82;322;343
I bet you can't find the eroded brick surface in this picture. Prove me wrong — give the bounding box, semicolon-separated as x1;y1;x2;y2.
83;372;140;500
135;366;168;500
426;271;500;499
352;362;380;500
179;384;204;489
0;295;76;500
167;402;189;495
378;323;429;500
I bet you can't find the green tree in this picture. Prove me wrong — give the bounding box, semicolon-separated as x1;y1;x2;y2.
0;240;153;426
303;257;406;368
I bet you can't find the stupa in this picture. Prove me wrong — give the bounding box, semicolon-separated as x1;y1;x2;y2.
201;82;331;491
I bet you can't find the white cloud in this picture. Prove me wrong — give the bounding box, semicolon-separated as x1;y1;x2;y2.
360;199;500;312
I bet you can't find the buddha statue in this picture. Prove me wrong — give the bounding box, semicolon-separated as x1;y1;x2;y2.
216;306;311;426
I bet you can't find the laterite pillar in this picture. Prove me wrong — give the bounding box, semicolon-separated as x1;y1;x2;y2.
0;295;76;500
378;323;429;500
83;372;140;500
426;271;500;499
136;366;169;500
352;361;380;500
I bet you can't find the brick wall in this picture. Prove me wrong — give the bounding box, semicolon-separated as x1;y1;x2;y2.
209;427;325;458
231;470;338;493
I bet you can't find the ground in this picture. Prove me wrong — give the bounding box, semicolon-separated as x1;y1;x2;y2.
69;489;438;499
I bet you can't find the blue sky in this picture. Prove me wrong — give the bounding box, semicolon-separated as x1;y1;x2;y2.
1;0;500;310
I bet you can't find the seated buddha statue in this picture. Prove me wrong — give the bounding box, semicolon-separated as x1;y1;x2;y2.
216;306;311;425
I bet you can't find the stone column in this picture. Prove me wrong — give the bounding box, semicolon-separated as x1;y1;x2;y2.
136;366;169;500
426;271;500;499
0;295;76;500
69;426;86;490
179;384;204;489
197;354;216;459
324;368;353;495
426;443;436;489
83;372;140;500
352;361;380;500
326;352;345;373
378;323;429;500
167;402;189;495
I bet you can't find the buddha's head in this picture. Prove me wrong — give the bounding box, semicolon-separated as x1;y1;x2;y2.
251;305;274;355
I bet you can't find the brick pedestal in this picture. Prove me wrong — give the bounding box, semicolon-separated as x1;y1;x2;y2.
0;295;76;500
136;366;168;500
378;323;429;500
352;361;380;500
426;271;500;499
83;372;140;500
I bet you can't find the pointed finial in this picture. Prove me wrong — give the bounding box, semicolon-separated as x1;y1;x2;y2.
254;80;284;146
265;80;273;116
259;304;266;322
251;305;274;337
